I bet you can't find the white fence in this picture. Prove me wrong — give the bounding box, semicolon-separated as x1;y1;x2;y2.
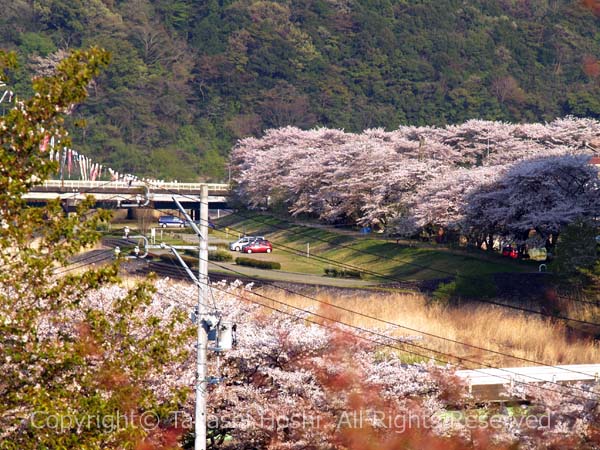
40;180;230;192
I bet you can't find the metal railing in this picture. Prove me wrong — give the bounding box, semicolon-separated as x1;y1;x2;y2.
41;180;230;192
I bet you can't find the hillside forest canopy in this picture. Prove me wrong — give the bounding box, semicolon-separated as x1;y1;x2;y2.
2;0;600;180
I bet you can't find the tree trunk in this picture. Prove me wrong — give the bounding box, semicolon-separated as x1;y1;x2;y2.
486;233;494;251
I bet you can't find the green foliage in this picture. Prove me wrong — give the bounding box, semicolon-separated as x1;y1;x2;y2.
235;257;281;270
0;49;193;449
579;261;600;303
4;0;600;181
553;219;598;275
432;280;458;306
552;219;600;303
432;275;497;305
323;267;362;279
18;32;56;55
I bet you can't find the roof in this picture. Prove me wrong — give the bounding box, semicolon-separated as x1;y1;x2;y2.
590;156;600;165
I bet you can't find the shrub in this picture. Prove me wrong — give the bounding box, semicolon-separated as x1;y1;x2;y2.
184;248;233;262
552;219;598;275
455;274;497;299
209;249;233;262
431;274;496;305
323;268;362;279
431;280;457;306
235;257;281;270
96;222;110;232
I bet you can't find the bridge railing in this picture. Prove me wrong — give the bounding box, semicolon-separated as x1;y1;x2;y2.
41;180;230;192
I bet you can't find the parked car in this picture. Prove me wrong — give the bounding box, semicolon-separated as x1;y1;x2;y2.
501;245;519;259
158;215;186;228
242;239;273;254
229;236;265;252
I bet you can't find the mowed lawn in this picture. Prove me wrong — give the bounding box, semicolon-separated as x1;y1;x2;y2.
213;212;533;283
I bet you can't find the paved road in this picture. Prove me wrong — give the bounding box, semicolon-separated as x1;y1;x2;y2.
208;262;375;288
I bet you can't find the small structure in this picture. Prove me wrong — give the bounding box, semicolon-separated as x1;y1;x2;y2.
456;364;600;401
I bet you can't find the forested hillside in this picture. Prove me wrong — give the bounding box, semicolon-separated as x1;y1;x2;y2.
2;0;600;180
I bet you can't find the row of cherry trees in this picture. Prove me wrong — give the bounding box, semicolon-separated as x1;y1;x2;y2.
231;118;600;244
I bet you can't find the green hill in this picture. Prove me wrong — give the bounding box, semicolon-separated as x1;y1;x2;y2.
2;0;600;180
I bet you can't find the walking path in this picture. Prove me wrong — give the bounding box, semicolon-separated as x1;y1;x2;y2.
208;262;375;288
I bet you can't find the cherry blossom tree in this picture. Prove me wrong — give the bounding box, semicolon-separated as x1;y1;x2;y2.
464;155;600;244
148;280;600;449
231;118;599;240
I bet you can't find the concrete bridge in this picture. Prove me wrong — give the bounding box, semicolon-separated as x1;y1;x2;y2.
24;180;231;218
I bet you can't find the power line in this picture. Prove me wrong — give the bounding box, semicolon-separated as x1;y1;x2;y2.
203;261;600;382
49;238;600;384
22;178;600;401
51;231;595;400
53;252;114;276
203;257;600;382
188;210;600;327
194;269;595;401
229;209;591;297
38;221;600;384
132;185;600;325
226;210;532;281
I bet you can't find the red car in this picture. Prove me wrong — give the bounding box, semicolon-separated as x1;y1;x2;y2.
501;246;519;259
242;239;273;254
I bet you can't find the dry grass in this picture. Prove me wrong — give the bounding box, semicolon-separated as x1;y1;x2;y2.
255;288;600;368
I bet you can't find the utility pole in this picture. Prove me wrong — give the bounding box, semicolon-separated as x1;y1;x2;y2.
121;185;221;450
196;185;209;450
170;189;210;450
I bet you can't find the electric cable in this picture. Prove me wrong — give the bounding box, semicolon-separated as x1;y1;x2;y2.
192;271;596;401
53;252;114;276
186;209;600;327
225;209;600;306
142;182;600;312
202;256;600;382
116;207;587;398
48;225;600;386
98;185;600;377
130;187;600;326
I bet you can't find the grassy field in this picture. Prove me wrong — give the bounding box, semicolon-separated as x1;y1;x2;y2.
253;288;600;367
213;212;535;283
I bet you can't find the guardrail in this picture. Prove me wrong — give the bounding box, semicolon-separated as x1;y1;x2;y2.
40;180;230;192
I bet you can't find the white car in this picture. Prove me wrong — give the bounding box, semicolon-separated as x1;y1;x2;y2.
229;236;265;252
